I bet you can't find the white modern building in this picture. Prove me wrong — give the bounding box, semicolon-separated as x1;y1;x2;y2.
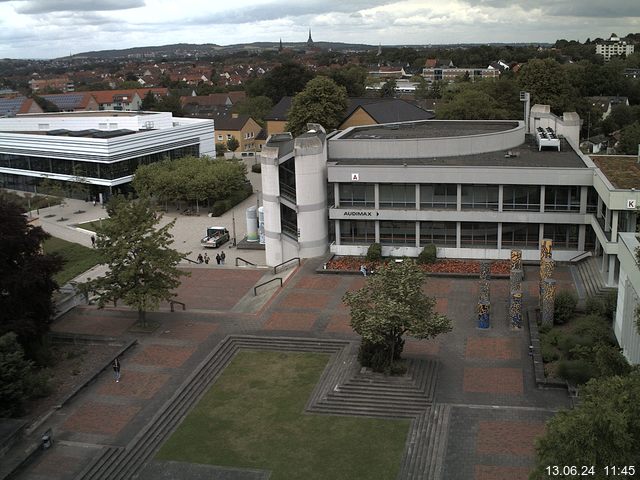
596;34;635;61
615;233;640;365
0;111;214;198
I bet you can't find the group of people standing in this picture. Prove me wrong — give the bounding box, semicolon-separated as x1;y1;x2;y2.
196;251;226;265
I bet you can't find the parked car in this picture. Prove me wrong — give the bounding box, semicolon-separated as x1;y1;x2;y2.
201;226;230;248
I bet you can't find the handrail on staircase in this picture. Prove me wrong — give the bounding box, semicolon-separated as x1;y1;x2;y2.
254;277;283;296
236;257;257;267
569;251;592;263
273;257;300;274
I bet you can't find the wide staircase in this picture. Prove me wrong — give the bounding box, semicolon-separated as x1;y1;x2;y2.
574;256;617;298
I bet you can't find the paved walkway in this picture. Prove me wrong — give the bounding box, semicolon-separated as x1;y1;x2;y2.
10;254;575;479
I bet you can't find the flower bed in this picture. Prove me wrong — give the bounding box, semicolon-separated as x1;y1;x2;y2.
326;256;510;275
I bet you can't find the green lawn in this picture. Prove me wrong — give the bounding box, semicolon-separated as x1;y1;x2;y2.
43;236;101;285
157;350;410;480
76;219;110;232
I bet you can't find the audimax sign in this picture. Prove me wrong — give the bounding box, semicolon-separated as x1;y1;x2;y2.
342;211;379;217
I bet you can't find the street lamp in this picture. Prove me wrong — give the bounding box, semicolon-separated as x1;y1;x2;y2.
231;209;237;247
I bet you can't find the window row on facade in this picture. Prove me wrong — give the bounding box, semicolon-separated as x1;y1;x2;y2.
338;220;595;250
336;183;599;213
0;145;199;180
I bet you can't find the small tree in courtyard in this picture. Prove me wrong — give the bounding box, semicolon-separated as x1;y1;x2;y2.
89;196;188;327
226;136;240;152
343;260;452;373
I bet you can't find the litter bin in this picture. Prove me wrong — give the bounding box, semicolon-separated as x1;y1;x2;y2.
41;429;53;450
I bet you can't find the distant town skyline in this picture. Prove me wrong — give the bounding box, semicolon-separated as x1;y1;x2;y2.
0;0;639;59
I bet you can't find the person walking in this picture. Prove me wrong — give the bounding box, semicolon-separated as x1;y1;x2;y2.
91;235;96;248
197;253;204;264
204;253;210;264
360;264;367;277
216;253;221;265
220;251;226;265
112;357;121;383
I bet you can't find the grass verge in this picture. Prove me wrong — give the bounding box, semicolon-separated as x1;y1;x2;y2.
157;350;410;480
43;236;101;285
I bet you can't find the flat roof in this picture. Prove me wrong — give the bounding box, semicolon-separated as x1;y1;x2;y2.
340;120;519;140
329;135;586;168
16;111;154;118
591;155;640;189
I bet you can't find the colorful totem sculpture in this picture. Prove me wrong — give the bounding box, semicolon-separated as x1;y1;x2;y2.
477;261;491;328
510;290;523;329
541;278;556;328
539;239;554;309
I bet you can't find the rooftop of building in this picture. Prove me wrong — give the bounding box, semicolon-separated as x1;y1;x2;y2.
329;134;586;168
10;110;154;118
339;120;518;140
591;155;640;189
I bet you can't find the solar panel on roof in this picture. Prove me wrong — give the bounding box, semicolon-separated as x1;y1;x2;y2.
0;97;27;115
42;93;85;109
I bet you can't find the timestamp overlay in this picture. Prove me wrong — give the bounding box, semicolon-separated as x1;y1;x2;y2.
545;465;636;477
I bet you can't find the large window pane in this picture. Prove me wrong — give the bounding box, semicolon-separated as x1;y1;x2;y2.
420;184;456;209
461;185;499;210
544;224;578;249
380;221;416;245
544;186;580;212
340;220;375;244
420;221;456;246
502;223;539;247
460;222;498;247
379;184;416;209
503;185;540;211
338;183;374;207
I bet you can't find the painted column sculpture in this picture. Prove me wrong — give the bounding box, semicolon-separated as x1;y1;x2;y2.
510;290;523;329
541;278;556;328
477;261;491;328
510;249;523;280
539;239;553;309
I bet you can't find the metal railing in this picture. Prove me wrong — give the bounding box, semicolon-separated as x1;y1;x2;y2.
182;256;198;264
236;257;257;267
169;300;186;312
254;277;282;296
273;257;300;274
569;251;592;263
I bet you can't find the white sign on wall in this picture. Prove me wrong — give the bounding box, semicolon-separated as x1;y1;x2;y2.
351;173;359;181
627;199;637;209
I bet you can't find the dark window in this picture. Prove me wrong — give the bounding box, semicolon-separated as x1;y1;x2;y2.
460;222;498;247
420;184;457;209
461;185;499;210
338;183;374;207
279;157;296;202
340;220;375;245
380;220;416;245
502;185;540;211
420;221;457;246
379;184;416;209
587;187;598;214
544;224;579;249
280;204;298;239
544;186;580;212
501;223;539;248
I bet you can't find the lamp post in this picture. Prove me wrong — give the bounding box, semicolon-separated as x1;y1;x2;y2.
231;209;237;247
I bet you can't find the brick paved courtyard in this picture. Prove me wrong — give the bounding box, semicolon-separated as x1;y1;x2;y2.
13;261;574;480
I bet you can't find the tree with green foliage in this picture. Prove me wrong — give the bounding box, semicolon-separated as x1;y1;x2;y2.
414;77;430;100
89;196;188;327
530;371;640;479
0;200;62;353
618;121;640;155
0;332;37;417
245;61;314;103
517;58;576;114
342;260;452;372
437;88;510;120
155;93;183;116
285;76;348;136
226;136;240;152
140;90;159;110
235;95;273;126
329;65;368;97
379;79;397;98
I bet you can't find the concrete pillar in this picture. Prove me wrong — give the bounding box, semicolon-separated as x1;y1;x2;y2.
498;185;504;213
611;210;619;242
415;184;420;211
578;224;586;251
374;183;380;210
260;144;284;267
333;183;340;207
605;207;611;232
415;221;420;248
457;184;462;211
375;220;380;243
539;185;545;213
497;223;503;250
480;261;491;281
456;222;461;249
579;186;588;214
538;224;545;247
608;254;616;287
334;220;341;246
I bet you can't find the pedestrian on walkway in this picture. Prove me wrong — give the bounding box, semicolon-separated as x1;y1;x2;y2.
204;253;210;264
220;251;226;265
360;264;367;277
197;253;204;264
112;357;121;383
216;253;221;265
91;235;96;248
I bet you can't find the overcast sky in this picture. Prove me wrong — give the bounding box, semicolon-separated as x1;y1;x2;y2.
0;0;639;59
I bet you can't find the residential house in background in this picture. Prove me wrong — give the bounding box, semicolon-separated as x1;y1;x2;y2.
28;76;74;93
39;93;99;112
89;88;169;111
215;113;262;152
587;96;629;119
422;59;500;82
0;96;43;116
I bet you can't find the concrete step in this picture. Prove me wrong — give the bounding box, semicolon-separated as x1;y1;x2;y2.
325;392;429;408
308;404;421;418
